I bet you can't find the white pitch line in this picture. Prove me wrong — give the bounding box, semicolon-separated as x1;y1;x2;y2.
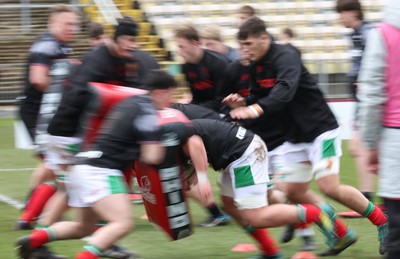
0;168;34;172
0;194;24;209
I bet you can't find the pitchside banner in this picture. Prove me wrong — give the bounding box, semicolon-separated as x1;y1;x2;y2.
327;100;356;140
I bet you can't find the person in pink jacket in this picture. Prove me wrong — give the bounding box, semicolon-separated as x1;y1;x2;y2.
358;1;400;258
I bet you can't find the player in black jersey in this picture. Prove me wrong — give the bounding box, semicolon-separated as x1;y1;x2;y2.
15;16;138;231
173;23;230;113
15;4;80;233
227;17;388;256
182;119;342;259
16;18;158;258
15;70;189;259
19;4;78;142
171;103;231;227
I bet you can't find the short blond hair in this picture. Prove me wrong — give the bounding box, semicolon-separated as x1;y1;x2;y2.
199;25;223;42
49;4;78;19
173;23;199;41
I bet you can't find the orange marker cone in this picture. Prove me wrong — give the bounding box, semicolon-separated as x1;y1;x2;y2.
291;251;318;259
231;243;259;252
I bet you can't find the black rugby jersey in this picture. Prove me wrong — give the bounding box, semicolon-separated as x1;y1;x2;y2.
48;45;142;137
222;58;286;151
182;49;230;112
223;60;251;98
247;43;338;143
171;103;221;120
191;119;254;170
80;95;160;171
20;33;72;114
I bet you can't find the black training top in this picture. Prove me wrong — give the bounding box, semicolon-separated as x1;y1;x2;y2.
191;119;254;170
78;94;160;171
222;60;251;98
48;45;143;137
246;43;338;144
21;32;72;108
182;49;230;112
223;57;286;150
171;103;221;120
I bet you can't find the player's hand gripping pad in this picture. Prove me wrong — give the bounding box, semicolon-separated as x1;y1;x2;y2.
135;108;193;240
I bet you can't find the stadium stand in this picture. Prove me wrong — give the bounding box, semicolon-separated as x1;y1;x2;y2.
138;0;385;97
0;0;171;104
0;0;386;104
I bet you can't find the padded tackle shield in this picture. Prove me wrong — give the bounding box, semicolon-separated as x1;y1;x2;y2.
135;109;192;241
81;82;147;149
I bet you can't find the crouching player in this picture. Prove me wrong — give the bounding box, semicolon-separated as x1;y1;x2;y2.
15;70;191;259
182;119;342;259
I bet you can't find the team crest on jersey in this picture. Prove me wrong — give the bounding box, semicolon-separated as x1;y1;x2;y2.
140;176;156;204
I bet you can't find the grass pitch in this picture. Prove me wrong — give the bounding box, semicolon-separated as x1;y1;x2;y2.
0;117;383;258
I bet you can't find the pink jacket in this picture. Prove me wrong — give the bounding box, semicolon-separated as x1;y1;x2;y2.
378;23;400;127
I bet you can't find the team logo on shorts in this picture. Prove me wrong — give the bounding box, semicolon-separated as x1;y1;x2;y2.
140;176;156;204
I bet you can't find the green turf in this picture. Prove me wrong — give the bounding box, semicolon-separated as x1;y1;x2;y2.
0;118;383;259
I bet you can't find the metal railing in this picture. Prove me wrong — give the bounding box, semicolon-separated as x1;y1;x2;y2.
0;0;89;33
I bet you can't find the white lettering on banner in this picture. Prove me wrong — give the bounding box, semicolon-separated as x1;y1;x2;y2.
169;214;190;228
167;202;188;217
159;164;191;230
162;178;182;192
168;191;181;204
327;101;355;140
159;167;180;180
236;126;246;140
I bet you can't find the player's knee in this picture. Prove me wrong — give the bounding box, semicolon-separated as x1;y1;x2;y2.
115;218;134;236
123;219;134;233
317;180;340;199
283;187;298;201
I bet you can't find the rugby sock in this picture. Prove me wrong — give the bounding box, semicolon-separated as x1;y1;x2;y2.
245;226;280;255
19;182;57;222
75;250;99;259
76;244;103;259
334;218;348;238
29;227;56;249
34;223;49;231
363;201;388;226
207;203;224;218
297;204;322;224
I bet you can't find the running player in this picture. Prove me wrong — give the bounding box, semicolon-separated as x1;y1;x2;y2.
23;17;150;258
171;103;231;227
15;4;80;230
182;119;342;259
227;17;388;256
173;23;230;113
15;70;190;259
